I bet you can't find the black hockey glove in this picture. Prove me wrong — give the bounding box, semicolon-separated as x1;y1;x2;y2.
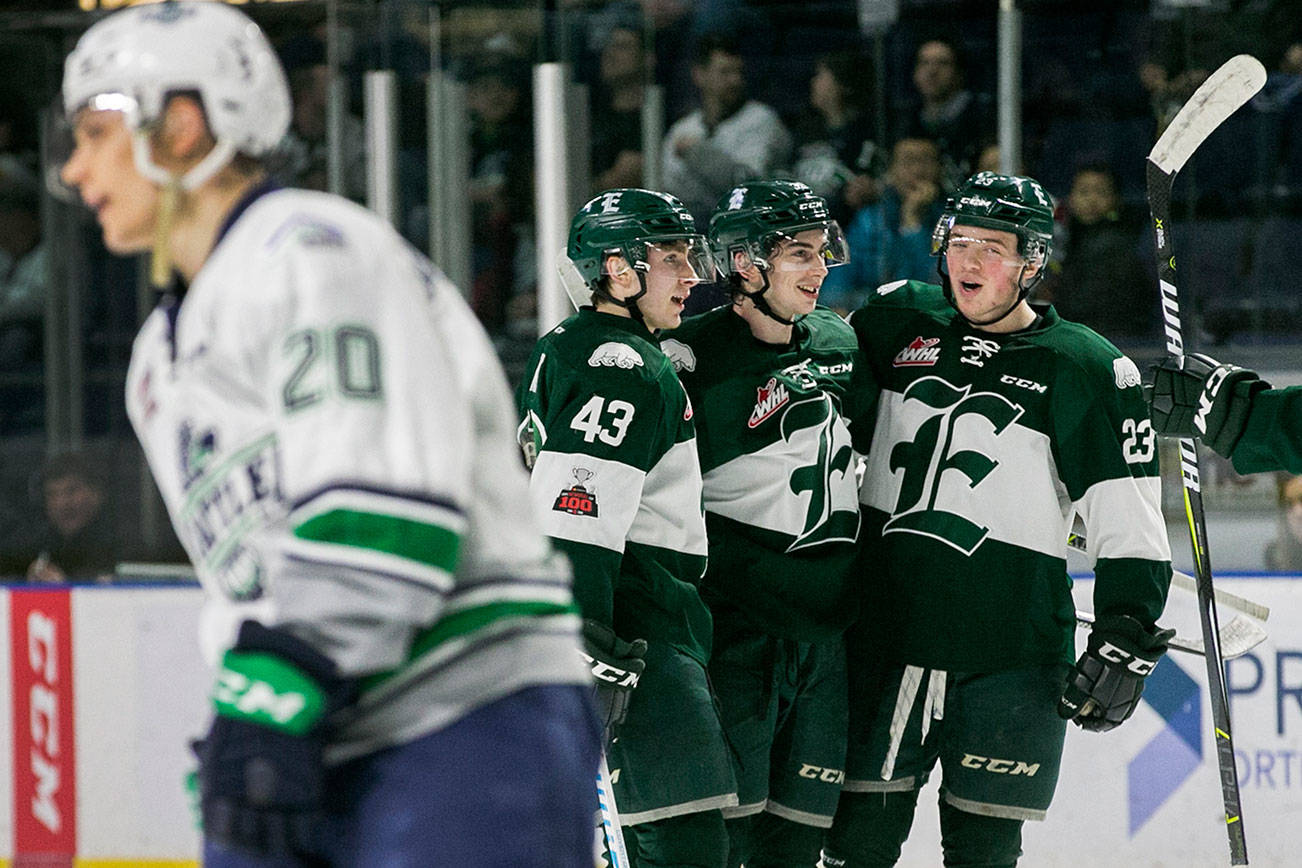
1058;614;1175;732
1148;353;1269;457
580;619;647;740
197;620;356;859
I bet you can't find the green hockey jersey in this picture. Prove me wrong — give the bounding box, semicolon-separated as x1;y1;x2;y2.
1232;385;1302;474
848;281;1171;672
662;306;861;640
518;309;712;662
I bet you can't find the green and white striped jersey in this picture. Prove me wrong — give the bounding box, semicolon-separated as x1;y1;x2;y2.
518;309;712;663
126;188;586;763
662;306;861;640
848;281;1171;672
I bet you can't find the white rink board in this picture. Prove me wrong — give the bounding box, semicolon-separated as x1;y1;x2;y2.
0;584;208;863
899;576;1302;868
0;579;1298;864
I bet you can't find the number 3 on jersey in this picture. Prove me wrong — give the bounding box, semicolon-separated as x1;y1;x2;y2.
571;396;635;446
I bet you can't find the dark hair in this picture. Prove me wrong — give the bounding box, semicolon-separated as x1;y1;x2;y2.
915;36;965;78
694;32;742;68
816;51;874;111
37;451;107;497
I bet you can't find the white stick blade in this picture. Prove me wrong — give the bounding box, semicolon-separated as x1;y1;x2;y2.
1148;54;1266;175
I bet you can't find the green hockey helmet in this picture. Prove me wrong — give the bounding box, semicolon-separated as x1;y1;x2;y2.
932;172;1054;274
708;180;849;278
561;188;712;309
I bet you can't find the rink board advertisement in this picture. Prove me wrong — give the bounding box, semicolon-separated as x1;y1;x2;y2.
0;579;1297;866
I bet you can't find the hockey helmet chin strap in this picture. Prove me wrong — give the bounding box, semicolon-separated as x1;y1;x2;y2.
593;264;650;323
739;267;797;326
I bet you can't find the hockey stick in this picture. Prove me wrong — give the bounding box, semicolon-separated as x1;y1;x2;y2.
1066;533;1270;621
1073;609;1265;659
596;751;630;867
1147;54;1266;867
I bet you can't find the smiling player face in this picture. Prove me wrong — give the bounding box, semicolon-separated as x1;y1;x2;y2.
761;228;833;321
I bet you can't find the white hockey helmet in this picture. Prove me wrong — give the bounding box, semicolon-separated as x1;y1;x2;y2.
62;1;290;190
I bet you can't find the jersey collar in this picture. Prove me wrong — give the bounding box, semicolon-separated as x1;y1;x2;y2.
213;177;283;250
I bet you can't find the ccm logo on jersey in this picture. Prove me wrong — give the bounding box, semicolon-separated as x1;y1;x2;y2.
960;754;1041;776
893;336;940;367
553;467;599;517
999;374;1046;394
748;377;790;428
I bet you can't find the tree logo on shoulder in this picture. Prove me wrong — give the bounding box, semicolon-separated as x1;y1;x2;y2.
553;467;599;517
588;342;643;369
885;376;1023;554
748;377;791;428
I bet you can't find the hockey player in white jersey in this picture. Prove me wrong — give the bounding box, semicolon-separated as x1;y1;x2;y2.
59;3;598;865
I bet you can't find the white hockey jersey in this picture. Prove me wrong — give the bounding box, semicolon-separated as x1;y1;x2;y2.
126;186;587;761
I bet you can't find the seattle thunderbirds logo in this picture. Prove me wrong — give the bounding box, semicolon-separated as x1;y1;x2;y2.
1129;658;1202;835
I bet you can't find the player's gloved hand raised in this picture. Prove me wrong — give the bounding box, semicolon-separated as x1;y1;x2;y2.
1058;614;1175;732
197;620;356;858
1148;353;1268;457
580;619;646;740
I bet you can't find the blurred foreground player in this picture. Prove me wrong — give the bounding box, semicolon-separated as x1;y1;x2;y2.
60;3;597;865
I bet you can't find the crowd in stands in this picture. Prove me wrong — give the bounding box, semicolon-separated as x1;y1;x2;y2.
3;0;1302;580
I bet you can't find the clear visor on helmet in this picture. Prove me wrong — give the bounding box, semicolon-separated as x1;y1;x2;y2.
942;234;1027;269
765;223;850;272
632;235;715;285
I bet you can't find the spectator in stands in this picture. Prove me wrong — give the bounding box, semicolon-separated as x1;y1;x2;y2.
975;141;1002;174
0;169;45;370
465;52;534;334
24;451;130;584
1037;164;1156;340
791;51;884;225
1265;473;1302;572
893;38;994;190
591;22;652;192
276;35;366;201
662;32;792;224
819;137;946;313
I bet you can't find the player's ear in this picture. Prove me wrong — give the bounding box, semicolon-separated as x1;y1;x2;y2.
603;254;634;296
733;249;759;281
153;95;211;167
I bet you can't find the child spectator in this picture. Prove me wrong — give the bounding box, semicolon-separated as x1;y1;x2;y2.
25;451;135;584
1265;473;1302;572
1038;164;1157;340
